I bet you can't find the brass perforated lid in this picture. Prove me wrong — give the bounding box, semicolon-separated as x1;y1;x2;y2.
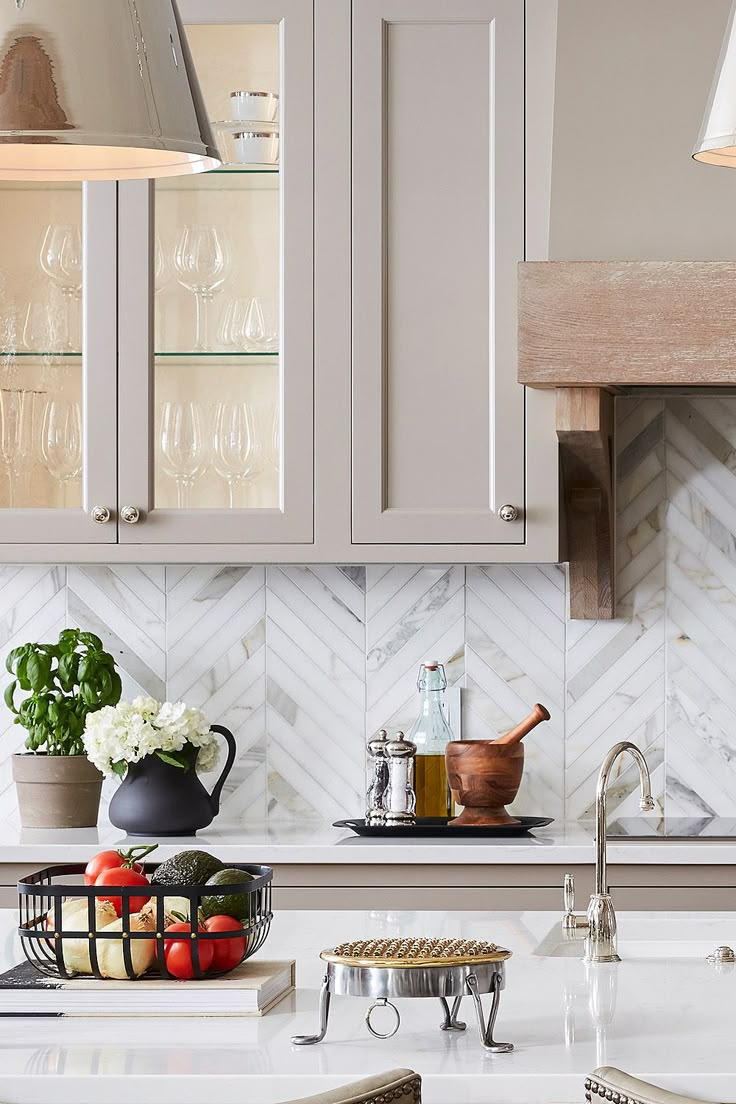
321;937;512;968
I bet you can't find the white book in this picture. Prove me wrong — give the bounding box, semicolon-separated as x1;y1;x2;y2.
0;959;295;1017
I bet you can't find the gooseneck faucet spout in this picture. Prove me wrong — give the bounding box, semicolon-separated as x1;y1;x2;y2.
586;741;656;964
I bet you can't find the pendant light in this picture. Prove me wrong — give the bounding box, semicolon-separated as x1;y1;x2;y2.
0;0;221;180
694;0;736;166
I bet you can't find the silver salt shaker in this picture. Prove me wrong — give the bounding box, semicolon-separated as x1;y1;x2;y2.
366;729;389;823
385;730;417;827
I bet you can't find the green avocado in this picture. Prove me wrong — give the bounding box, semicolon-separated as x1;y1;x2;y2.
151;849;224;887
200;867;256;921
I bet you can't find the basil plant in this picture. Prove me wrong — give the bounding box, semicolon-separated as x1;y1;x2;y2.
5;629;122;756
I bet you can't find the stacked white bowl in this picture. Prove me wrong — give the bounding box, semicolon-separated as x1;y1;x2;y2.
228;91;279;165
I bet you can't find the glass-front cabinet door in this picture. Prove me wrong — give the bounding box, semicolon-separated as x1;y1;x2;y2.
118;0;313;545
0;183;117;543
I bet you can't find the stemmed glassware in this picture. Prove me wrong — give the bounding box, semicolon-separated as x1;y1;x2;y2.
173;227;229;352
263;401;280;473
0;389;36;508
39;225;82;352
159;401;205;508
220;297;279;352
213;401;260;508
40;398;83;508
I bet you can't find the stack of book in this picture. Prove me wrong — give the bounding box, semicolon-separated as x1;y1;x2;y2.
0;959;295;1017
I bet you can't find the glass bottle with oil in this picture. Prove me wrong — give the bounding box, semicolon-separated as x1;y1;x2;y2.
408;661;454;818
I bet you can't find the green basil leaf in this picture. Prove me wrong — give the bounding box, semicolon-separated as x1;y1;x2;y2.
15;653;30;691
109;671;123;704
156;751;188;769
4;680;17;713
6;646;25;675
27;653;51;693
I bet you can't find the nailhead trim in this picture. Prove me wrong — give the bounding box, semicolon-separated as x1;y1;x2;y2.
587;1079;644;1104
362;1078;422;1104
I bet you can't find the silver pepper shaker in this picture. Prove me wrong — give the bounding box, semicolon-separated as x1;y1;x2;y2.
366;729;389;824
384;730;417;827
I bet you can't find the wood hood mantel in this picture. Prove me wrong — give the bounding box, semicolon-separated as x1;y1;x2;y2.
518;260;736;620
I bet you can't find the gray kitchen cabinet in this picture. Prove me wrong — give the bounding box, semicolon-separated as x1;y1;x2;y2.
0;0;559;563
349;0;559;560
117;0;315;547
2;862;734;912
0;183;118;544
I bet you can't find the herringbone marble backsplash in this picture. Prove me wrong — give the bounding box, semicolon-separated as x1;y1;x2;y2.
0;396;731;828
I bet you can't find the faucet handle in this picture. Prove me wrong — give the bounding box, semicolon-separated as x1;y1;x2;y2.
562;873;588;938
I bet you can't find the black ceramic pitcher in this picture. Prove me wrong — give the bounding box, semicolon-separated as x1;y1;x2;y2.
108;725;237;836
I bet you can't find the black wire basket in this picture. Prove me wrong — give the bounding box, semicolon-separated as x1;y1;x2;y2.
18;863;273;981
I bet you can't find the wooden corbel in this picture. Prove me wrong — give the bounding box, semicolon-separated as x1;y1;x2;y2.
556;387;614;620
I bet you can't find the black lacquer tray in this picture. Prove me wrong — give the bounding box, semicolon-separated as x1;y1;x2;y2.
334;817;553;838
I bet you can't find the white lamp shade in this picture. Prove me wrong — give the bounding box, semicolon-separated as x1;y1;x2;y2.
694;0;736;166
0;0;222;180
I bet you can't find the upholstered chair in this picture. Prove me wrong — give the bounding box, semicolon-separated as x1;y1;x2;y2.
281;1069;421;1104
587;1067;717;1104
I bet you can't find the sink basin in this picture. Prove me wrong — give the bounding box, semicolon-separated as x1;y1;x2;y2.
534;916;736;960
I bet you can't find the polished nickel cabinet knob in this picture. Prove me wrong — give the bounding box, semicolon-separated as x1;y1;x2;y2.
498;504;519;522
120;506;141;525
91;506;111;525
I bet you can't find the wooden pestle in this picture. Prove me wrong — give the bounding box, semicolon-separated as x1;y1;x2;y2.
492;703;550;746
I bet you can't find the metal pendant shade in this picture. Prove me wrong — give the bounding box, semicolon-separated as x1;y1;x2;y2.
694;0;736;166
0;0;221;179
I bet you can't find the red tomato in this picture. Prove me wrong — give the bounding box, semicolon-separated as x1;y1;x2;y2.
94;866;151;915
204;915;248;972
164;922;215;979
84;850;143;886
84;844;157;886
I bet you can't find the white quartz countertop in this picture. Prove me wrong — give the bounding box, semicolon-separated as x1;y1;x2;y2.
2;818;736;865
1;908;736;1104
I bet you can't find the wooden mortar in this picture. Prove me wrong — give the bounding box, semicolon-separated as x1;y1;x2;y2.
445;704;550;827
445;742;525;826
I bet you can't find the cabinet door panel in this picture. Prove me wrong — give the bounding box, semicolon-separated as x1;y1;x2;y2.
118;0;313;545
0;183;117;543
352;0;524;544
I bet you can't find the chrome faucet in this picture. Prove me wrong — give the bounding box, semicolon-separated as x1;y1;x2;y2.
563;741;655;964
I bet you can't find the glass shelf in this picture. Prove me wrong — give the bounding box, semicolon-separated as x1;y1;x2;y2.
159;167;278;192
155;352;278;364
0;351;82;358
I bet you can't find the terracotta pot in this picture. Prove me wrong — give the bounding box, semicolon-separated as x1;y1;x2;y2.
445;741;524;826
109;725;237;837
12;753;103;829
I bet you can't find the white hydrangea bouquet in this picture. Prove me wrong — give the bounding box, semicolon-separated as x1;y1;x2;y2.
83;696;220;778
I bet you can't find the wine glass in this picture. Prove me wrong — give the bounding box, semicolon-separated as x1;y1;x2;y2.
39;225;82;352
0;389;37;508
173;227;229;352
219;297;249;349
262;400;280;473
243;297;279;352
40;398;83;508
213;401;260;509
159;401;205;508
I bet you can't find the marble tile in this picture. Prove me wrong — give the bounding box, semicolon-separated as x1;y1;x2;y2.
365;565;465;743
465;565;565;819
565;397;666;825
165;566;267;822
664;398;736;818
266;566;366;820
